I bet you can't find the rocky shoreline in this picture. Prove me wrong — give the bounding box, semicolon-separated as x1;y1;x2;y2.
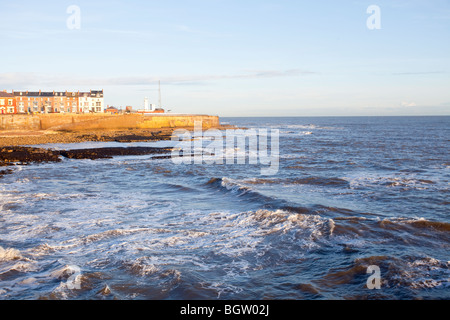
0;125;236;178
0;125;235;147
0;145;174;178
0;128;175;147
59;146;173;160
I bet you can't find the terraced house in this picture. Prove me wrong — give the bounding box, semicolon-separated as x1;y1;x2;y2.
0;91;17;114
79;90;104;113
0;90;104;114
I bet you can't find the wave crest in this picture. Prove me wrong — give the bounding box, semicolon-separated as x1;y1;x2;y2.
0;246;22;262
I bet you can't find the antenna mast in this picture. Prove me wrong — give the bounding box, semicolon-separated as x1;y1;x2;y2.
158;80;162;109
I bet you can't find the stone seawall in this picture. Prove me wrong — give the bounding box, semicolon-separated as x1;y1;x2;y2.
0;114;220;131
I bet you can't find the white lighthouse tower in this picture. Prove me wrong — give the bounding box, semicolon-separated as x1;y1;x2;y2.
144;97;149;111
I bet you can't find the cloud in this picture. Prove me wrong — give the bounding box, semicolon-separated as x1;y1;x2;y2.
392;71;444;75
0;69;317;88
173;24;232;38
401;101;417;107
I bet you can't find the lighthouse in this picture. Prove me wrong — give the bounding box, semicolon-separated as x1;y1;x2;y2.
144;97;149;111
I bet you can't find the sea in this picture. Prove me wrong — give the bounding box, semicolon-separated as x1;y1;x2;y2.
0;116;449;300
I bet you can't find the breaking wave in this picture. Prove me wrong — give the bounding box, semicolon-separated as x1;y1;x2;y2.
0;247;23;262
348;175;442;191
378;217;450;233
241;177;349;187
205;177;279;205
317;255;450;296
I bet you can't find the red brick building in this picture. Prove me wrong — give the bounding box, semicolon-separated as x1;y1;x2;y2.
0;91;17;114
7;89;104;114
105;106;119;114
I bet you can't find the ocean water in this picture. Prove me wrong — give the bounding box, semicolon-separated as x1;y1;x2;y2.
0;116;449;300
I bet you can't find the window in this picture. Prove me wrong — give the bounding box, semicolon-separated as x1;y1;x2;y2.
0;99;4;105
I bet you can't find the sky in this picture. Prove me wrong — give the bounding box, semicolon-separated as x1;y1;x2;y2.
0;0;449;116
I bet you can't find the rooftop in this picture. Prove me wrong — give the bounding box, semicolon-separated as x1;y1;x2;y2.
0;92;14;98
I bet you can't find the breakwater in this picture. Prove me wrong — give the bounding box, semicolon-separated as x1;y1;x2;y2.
0;114;220;131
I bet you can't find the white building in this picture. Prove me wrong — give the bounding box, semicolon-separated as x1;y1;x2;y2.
79;90;104;113
144;97;149;111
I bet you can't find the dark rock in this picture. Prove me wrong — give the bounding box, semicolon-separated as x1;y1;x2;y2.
59;147;173;160
0;147;61;164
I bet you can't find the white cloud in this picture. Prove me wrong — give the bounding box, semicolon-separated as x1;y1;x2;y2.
0;69;317;88
401;101;417;107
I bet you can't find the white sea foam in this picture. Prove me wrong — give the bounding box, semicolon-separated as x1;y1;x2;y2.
80;228;154;244
282;124;343;131
0;247;37;278
50;264;81;280
194;208;336;258
220;177;250;194
0;246;22;262
400;257;450;290
126;257;159;276
203;281;244;299
3;262;37;273
347;174;441;191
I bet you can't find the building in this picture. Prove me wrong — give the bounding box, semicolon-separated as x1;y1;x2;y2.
79;90;104;113
64;91;78;113
54;92;67;113
105;106;119;114
0;91;17;114
136;96;164;114
78;91;90;113
88;90;104;113
1;89;105;114
12;90;70;114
